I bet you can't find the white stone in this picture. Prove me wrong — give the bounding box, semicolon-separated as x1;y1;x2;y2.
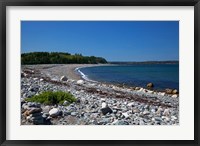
160;92;165;96
127;102;134;107
122;112;129;118
143;110;150;115
138;88;144;92
77;80;84;84
49;108;60;117
102;102;107;108
147;90;154;94
171;116;177;120
101;98;106;102
172;94;178;98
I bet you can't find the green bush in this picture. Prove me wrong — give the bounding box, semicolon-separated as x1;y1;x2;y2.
26;91;76;105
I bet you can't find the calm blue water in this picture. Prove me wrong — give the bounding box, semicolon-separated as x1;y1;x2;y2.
78;64;179;90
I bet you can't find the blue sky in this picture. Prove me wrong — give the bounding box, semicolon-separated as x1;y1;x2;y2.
21;21;179;61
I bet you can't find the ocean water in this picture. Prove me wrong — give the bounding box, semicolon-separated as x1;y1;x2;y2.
78;64;179;90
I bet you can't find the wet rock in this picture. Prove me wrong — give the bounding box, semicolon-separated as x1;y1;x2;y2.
172;89;178;94
147;83;154;88
165;88;173;94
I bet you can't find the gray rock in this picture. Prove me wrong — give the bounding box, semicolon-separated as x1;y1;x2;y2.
101;107;113;115
115;120;129;125
71;112;78;116
163;109;170;116
49;108;60;117
60;76;68;81
154;117;163;122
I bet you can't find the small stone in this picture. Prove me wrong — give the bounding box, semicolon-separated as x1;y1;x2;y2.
172;94;178;98
172;89;178;94
154;117;162;122
49;108;60;117
60;76;68;81
63;100;69;106
101;102;107;108
101;107;112;115
28;108;42;114
135;87;140;90
171;116;177;120
71;112;78;116
156;107;163;115
163;109;170;116
143;110;150;115
127;102;134;107
122;112;129;118
115;120;129;125
132;108;140;113
77;80;84;84
160;93;165;96
43;106;51;113
147;83;154;88
165;88;173;94
100;98;106;102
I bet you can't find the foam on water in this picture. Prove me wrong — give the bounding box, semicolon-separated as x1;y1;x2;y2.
75;67;97;83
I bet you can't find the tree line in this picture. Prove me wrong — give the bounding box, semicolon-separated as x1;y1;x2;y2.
21;52;108;65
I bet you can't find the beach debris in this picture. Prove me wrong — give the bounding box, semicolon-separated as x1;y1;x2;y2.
60;76;68;81
147;83;154;88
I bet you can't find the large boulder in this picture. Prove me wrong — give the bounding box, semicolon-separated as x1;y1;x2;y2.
60;76;68;81
147;83;154;88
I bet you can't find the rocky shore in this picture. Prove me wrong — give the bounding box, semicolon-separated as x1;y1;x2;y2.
21;64;179;125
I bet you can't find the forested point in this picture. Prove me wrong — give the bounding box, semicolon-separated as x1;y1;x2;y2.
21;52;108;65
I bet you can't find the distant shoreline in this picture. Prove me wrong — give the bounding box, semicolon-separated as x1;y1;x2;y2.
108;61;179;65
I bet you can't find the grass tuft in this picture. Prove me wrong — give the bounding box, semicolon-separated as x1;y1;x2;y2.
25;91;76;105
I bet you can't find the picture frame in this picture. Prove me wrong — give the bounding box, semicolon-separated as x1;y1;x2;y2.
0;0;199;145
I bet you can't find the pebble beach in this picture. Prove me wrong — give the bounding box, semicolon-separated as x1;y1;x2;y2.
21;64;179;125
